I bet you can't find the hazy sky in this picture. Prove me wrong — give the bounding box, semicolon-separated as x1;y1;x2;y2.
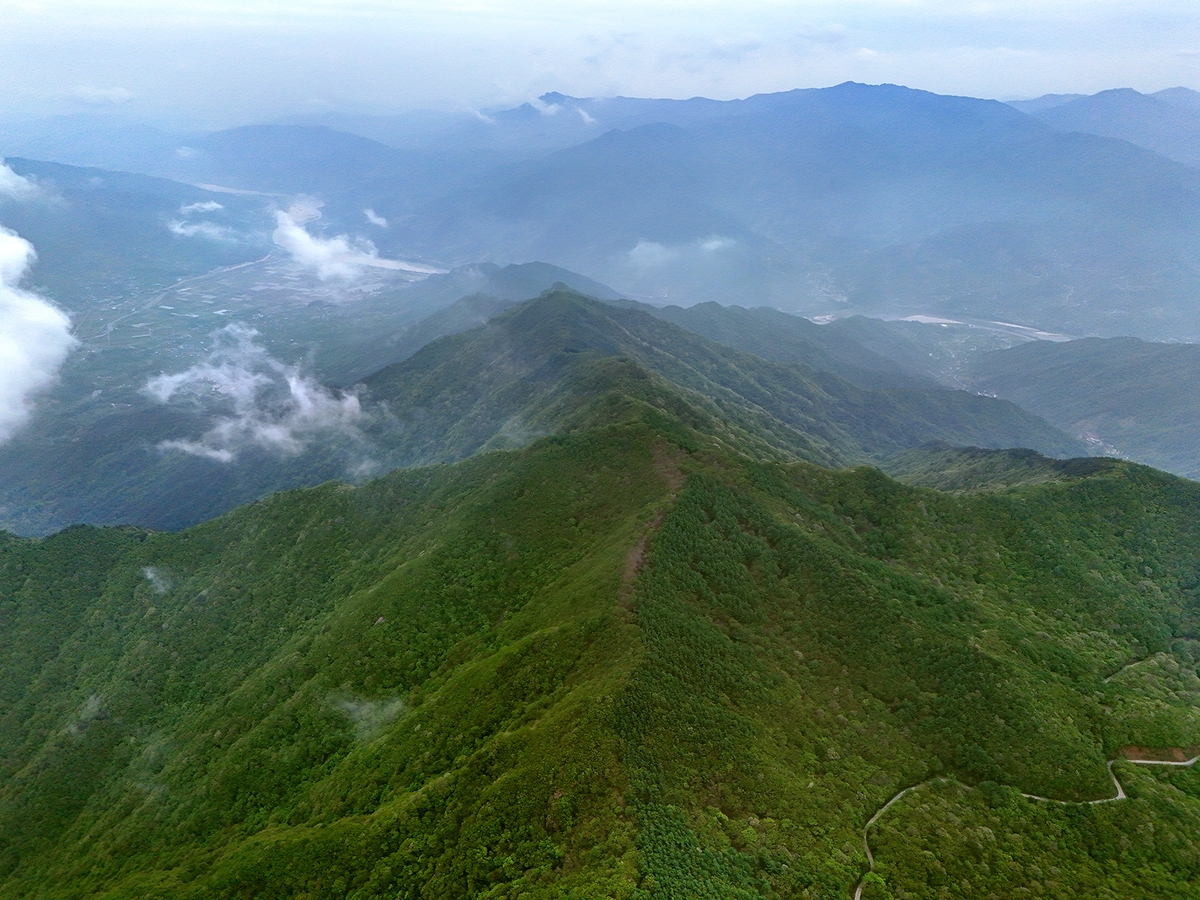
2;0;1198;127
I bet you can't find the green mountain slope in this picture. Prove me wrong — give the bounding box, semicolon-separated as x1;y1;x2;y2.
883;444;1125;493
360;290;1085;468
640;301;1024;390
3;374;1200;898
964;336;1200;480
640;301;940;390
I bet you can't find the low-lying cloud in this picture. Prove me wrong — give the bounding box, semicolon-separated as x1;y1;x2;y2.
142;567;172;594
0;205;77;444
66;694;106;737
169;198;234;240
364;208;388;228
274;201;443;278
627;234;737;272
180;200;223;214
168;219;235;241
333;695;406;741
0;162;38;201
272;201;380;280
144;323;362;462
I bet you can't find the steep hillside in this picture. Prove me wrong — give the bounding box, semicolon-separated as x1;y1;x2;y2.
3;376;1200;898
642;301;1022;390
964;336;1200;480
643;301;938;390
362;292;1083;468
884;444;1125;493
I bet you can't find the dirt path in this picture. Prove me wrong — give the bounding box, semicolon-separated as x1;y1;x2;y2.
851;754;1200;898
620;509;664;608
619;444;684;609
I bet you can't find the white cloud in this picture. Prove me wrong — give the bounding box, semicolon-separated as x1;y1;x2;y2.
71;85;133;104
273;202;443;277
179;200;223;214
628;234;735;271
272;202;378;279
0;227;77;444
364;207;388;227
66;694;105;737
0;162;39;201
168;219;235;240
145;323;362;462
577;107;596;124
333;695;406;741
628;239;676;271
700;236;735;252
142;567;171;594
530;96;562;115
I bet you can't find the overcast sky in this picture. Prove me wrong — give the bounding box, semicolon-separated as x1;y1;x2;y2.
2;0;1198;127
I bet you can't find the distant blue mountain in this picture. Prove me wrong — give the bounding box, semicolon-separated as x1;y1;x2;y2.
1016;87;1200;169
380;83;1200;338
9;83;1200;339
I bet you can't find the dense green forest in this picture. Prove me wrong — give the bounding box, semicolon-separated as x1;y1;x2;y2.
3;343;1200;898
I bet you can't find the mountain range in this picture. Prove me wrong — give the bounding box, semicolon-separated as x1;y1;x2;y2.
964;336;1200;480
4;78;1200;899
8;82;1200;339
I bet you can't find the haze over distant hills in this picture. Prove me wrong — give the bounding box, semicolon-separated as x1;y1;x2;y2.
207;84;1200;339
7;82;1200;340
965;336;1200;480
0;158;268;297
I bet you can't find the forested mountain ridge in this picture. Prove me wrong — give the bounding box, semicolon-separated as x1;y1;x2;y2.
0;289;1082;536
359;290;1085;469
3;348;1200;898
5;56;1200;900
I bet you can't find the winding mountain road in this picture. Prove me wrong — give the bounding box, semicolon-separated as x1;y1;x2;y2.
851;754;1200;899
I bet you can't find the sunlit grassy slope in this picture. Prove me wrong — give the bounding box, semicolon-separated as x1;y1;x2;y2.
3;346;1200;898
